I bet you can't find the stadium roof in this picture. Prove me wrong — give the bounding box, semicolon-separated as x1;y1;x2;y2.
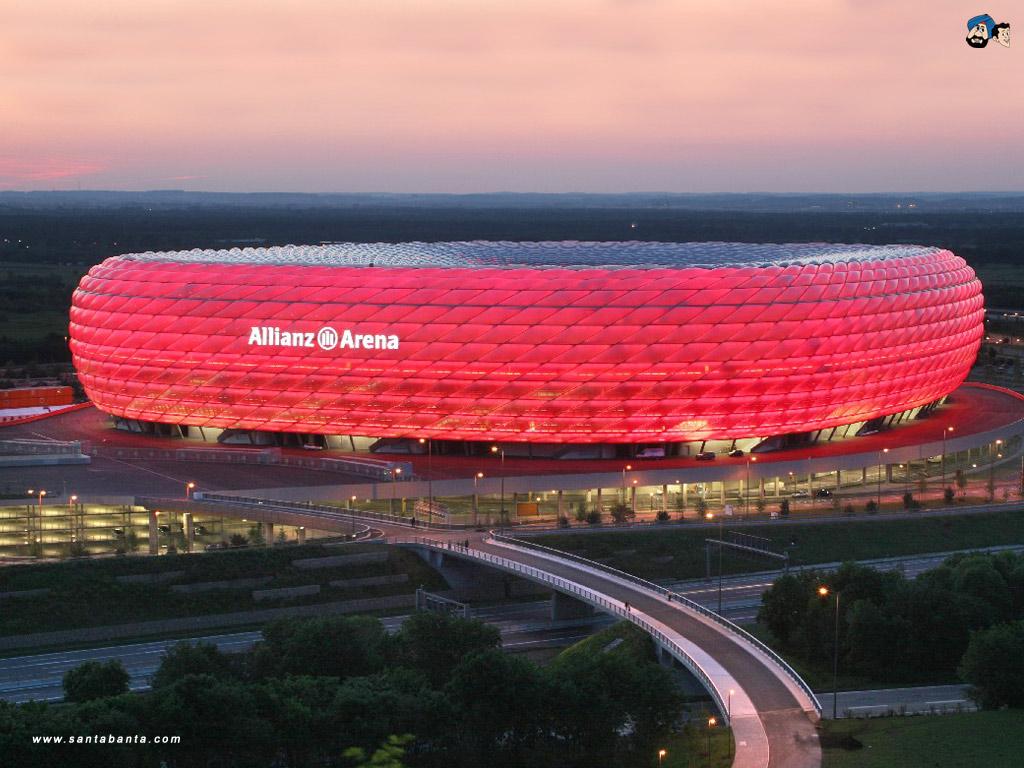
121;241;944;270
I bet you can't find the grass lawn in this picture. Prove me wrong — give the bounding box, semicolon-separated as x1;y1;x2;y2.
657;725;732;768
0;543;447;637
821;710;1024;767
531;509;1024;582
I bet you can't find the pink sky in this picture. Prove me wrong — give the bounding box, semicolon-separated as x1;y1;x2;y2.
2;1;1020;192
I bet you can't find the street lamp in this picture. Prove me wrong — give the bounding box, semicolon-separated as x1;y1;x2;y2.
473;472;484;527
707;716;717;758
491;445;506;529
745;457;757;517
941;426;954;493
990;439;1003;502
419;438;433;529
706;510;724;614
657;748;667;767
877;448;889;509
350;495;357;538
185;481;195;499
819;585;840;720
68;494;78;545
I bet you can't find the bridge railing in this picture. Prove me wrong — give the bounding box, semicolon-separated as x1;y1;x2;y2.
392;535;731;723
192;492;468;530
490;531;822;716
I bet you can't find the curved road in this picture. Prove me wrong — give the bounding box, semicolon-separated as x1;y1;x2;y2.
440;535;821;768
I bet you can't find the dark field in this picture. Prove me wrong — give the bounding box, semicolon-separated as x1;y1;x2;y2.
2;192;1024;364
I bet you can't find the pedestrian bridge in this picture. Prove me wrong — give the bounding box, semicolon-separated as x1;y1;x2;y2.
395;534;822;768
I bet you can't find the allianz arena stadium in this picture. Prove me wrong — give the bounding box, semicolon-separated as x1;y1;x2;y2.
69;242;984;449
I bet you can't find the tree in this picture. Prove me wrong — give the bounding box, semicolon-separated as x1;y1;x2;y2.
902;492;915;510
757;573;813;646
655;509;670;522
956;469;967;497
695;497;708;517
446;649;552;765
959;620;1024;709
574;501;588;523
865;499;878;514
586;509;602;525
253;615;388;681
557;514;570;528
394;612;500;687
610;503;633;524
944;487;956;504
63;660;130;703
755;497;766;515
778;499;790;518
152;641;235;689
343;734;414;768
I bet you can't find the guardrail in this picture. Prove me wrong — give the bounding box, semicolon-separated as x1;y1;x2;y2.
89;445;413;481
490;531;822;716
0;439;83;455
192;492;470;530
392;535;731;723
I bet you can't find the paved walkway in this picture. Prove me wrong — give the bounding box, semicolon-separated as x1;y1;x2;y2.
466;537;822;768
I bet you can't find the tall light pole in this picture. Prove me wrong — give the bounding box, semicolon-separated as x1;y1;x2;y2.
877;447;889;509
745;457;757;517
27;489;45;554
819;585;840;720
657;748;666;767
706;716;716;759
473;472;484;528
941;426;954;494
990;439;1003;502
350;495;357;538
491;445;506;529
418;438;433;528
707;510;724;614
185;481;195;499
68;494;78;547
621;464;632;506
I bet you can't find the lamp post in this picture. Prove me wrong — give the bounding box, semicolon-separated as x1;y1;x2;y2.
707;716;716;759
27;489;45;548
491;445;506;529
473;472;483;528
877;448;889;509
185;481;195;499
706;510;724;614
941;426;954;495
990;439;1003;502
745;457;757;517
418;438;433;529
657;748;666;767
68;494;78;546
728;688;735;758
819;585;840;720
350;495;357;538
621;464;632;506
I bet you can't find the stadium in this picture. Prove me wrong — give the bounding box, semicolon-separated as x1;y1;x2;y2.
69;242;984;456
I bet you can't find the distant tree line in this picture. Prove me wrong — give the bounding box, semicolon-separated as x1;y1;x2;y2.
758;552;1024;707
0;613;684;768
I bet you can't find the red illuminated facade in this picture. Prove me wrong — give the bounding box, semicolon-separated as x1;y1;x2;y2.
69;242;984;444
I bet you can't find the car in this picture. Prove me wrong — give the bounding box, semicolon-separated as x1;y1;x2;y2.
695;451;716;461
112;527;125;536
157;524;171;534
193;524;208;535
814;488;832;498
727;448;744;457
791;490;810;499
301;443;324;450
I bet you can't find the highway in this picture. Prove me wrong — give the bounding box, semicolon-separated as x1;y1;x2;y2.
0;601;613;704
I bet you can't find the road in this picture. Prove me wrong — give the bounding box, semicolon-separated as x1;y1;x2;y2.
0;601;613;704
822;684;973;719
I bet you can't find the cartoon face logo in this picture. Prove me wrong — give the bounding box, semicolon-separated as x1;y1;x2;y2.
966;13;995;47
993;22;1011;47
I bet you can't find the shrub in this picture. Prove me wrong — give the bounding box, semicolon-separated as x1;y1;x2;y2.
779;499;790;518
585;510;602;525
944;487;956;504
655;509;670;523
557;515;570;528
64;660;129;703
865;499;878;514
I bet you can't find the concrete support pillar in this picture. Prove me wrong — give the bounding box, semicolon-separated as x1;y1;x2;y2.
774;477;780;496
835;470;842;490
759;477;765;497
262;522;274;547
661;485;668;513
682;483;688;506
183;512;194;554
297;526;306;545
886;464;894;482
808;473;814;495
148;510;159;555
596;488;603;513
630;486;637;514
551;591;596;621
719;483;725;504
862;467;868;483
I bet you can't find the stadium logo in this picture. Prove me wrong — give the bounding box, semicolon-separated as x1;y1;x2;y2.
247;326;400;351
